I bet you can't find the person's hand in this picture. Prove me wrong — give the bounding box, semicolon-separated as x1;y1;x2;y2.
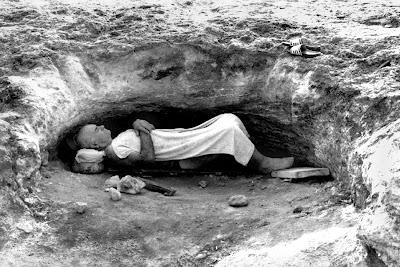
133;119;155;135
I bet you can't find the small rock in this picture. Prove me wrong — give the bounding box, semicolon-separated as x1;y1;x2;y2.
257;219;270;227
293;206;303;213
260;185;267;190
331;186;338;195
75;202;87;214
104;175;120;190
119;175;145;195
336;14;346;19
195;253;207;260
16;221;34;233
24;197;39;206
198;180;208;188
109;188;122;201
228;195;248;207
40;151;49;166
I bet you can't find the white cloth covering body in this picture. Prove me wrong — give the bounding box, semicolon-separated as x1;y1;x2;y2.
111;113;255;166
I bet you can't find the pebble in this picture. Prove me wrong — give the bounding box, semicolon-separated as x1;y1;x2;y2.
293;206;303;213
119;175;145;194
331;186;338;195
195;253;207;260
75;202;87;214
198;180;208;188
104;175;120;190
109;188;122;201
16;221;34;233
24;197;39;206
228;195;249;207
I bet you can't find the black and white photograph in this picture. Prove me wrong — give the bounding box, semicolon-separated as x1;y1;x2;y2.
0;0;399;266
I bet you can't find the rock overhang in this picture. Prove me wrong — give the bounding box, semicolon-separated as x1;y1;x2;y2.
2;43;352;186
1;0;400;264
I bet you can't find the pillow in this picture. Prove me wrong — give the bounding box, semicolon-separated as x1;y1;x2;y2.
72;149;106;174
75;149;105;163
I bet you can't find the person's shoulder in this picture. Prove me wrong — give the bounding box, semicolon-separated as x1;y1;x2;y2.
105;145;120;161
115;129;137;138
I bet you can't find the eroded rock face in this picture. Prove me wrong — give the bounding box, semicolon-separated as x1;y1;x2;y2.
216;226;368;267
349;119;400;266
2;45;352;190
1;0;400;265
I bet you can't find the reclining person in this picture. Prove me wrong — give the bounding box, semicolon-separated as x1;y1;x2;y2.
72;113;294;174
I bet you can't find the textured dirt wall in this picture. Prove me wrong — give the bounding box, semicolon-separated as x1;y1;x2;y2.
1;0;400;265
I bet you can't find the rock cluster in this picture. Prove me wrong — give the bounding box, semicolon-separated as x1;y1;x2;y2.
104;175;145;201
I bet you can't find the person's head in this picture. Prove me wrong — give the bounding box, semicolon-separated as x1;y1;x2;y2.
76;124;112;150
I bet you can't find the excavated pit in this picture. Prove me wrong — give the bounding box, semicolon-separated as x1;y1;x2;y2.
1;44;364;266
2;0;400;265
40;43;339;179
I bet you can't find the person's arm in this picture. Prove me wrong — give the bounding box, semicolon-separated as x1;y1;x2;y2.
132;119;155;162
135;131;155;162
105;119;156;166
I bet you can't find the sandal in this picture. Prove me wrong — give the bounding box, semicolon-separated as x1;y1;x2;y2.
289;44;322;58
282;38;321;52
282;37;304;47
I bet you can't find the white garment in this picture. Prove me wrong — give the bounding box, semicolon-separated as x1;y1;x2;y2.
111;113;255;166
75;149;105;163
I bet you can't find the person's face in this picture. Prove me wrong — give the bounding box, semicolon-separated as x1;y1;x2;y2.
78;124;112;149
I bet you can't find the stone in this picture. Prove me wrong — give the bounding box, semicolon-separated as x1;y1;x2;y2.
16;221;34;233
23;196;39;206
104;175;120;191
195;253;207;260
216;227;368;267
349;119;400;266
293;206;303;213
271;167;330;179
109;188;122;201
198;180;208;188
40;151;49;166
228;195;249;207
119;175;146;195
74;202;87;214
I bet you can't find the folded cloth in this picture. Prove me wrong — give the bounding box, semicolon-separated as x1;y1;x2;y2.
75;149;106;163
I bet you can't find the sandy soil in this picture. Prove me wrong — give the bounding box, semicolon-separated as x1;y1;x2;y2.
1;0;398;266
0;161;349;266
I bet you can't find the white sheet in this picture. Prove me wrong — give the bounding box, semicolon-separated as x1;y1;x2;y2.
111;113;255;166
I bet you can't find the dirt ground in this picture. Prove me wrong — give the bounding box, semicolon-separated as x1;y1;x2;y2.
1;0;398;265
0;161;352;266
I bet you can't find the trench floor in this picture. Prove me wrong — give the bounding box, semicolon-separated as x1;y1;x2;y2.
1;162;354;266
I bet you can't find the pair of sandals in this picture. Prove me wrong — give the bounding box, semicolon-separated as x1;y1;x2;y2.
283;38;322;58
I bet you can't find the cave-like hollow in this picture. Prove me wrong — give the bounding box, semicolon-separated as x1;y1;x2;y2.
43;44;335;178
2;34;383;267
56;108;317;174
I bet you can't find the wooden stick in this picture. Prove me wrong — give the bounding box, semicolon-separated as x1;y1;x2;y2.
141;178;176;196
